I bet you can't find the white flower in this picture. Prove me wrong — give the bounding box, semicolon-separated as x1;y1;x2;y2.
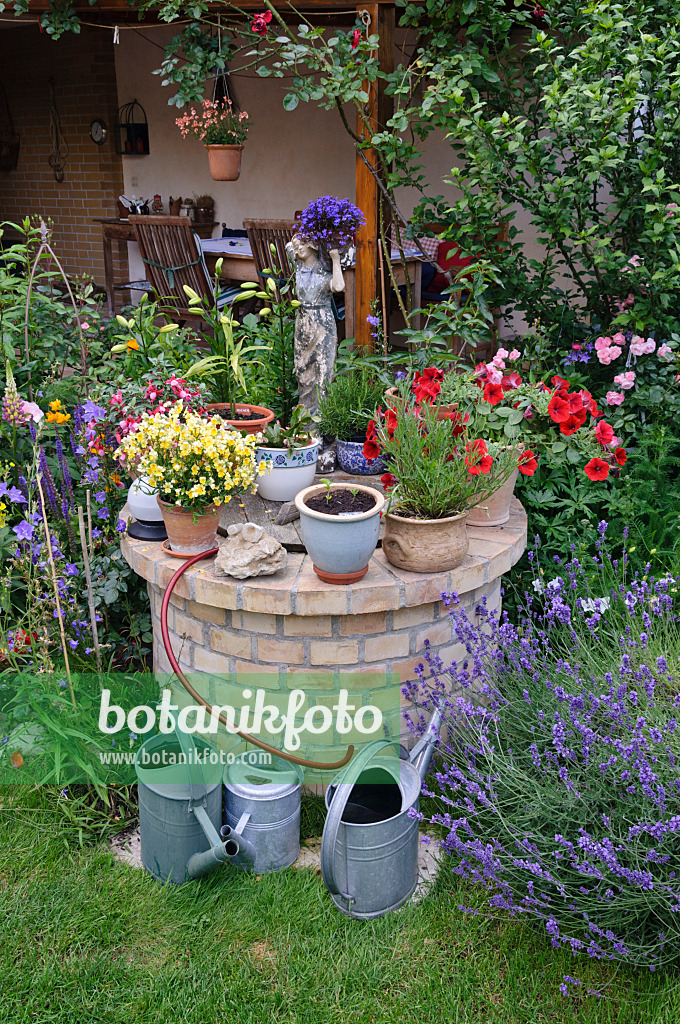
579;596;610;613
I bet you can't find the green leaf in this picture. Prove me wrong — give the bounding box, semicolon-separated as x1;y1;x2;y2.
283;93;299;111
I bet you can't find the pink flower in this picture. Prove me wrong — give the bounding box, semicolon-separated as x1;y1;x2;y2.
630;335;646;356
611;332;625;346
627;254;643;269
666;203;679;218
508;349;521;361
572;343;581;351
485;364;503;385
523;406;534;420
613;371;636;390
109;389;123;407
658;343;673;360
351;27;361;48
80;321;90;331
642;338;656;355
21;401;43;422
606;391;625;406
594;336;612;351
597;345;621;365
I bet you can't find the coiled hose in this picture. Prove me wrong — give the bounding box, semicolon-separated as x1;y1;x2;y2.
159;548;354;771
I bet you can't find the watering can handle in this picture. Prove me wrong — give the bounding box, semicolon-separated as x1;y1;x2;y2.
320;738;401;900
173;722;208;808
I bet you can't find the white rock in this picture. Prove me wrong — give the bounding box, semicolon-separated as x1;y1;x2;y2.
214;522;287;579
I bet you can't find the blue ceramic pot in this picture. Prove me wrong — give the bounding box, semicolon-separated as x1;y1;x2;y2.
294;483;385;581
336;437;386;476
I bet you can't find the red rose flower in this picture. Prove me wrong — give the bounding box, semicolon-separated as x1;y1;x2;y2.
483;381;504;405
584;457;610;481
518;449;538;476
614;447;627;466
363;439;381;460
251;10;272;34
351;27;361;48
595;420;614;446
381;472;396;492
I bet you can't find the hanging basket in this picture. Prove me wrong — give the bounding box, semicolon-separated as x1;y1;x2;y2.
115;99;149;156
206;144;243;181
0;81;19;173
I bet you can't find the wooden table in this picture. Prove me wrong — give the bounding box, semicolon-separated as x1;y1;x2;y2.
95;217;217;315
201;238;422;336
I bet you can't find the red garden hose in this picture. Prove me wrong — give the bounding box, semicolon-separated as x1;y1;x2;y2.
159;548;354;771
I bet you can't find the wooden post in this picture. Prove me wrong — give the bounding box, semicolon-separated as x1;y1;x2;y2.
354;1;394;349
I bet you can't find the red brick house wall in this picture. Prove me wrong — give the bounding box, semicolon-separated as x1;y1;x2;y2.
0;24;127;288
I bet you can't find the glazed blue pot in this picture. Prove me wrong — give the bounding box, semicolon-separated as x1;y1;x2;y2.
294;483;385;582
336;437;386;476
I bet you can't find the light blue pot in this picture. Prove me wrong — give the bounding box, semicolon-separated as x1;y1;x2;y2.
336;438;387;476
294;483;385;578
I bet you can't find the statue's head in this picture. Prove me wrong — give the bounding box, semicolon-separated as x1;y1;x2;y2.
291;234;319;261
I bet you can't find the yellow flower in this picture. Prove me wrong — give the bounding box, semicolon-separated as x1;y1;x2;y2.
49;399;63;412
46;411;71;424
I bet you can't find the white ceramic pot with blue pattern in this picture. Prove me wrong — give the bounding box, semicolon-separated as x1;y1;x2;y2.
336;437;387;475
255;439;320;502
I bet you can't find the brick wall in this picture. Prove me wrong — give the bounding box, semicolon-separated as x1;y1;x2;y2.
0;24;127;288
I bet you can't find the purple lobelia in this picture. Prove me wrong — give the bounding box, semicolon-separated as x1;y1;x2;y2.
297;196;365;253
403;525;680;985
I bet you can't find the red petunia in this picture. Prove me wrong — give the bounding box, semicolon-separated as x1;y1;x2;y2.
381;472;396;491
584;457;610;482
384;407;398;439
614;447;627;466
351;27;361;48
548;393;571;423
363;439;381;460
559;408;587;435
483;381;504;405
412;367;444;405
465;438;493;475
579;389;600;417
551;374;570;392
518;449;538;476
595;420;614;446
442;409;469;438
501;372;522;391
251;9;272;34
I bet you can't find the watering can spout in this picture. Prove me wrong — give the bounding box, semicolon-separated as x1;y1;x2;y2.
220;813;256;869
186;805;255;879
409;706;443;782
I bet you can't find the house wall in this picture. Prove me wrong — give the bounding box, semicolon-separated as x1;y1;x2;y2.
0;23;127;286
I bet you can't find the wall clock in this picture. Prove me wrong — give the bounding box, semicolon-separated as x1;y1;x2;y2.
89;119;108;145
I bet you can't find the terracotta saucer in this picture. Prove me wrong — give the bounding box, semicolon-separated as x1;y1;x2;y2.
312;565;368;585
161;539;216;560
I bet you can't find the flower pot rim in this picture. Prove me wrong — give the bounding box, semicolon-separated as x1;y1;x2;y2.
255;437;321;453
385;509;469;527
156;496;220;515
295;483;385;522
204;143;244;151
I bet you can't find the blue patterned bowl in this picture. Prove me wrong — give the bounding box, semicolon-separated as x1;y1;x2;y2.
336;437;386;476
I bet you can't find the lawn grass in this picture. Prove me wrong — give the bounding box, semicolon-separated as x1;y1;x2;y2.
0;790;678;1023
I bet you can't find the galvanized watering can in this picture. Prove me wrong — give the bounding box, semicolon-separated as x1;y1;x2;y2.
224;753;303;873
321;708;442;919
135;730;255;884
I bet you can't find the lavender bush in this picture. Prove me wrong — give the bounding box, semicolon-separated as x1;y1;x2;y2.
405;527;680;984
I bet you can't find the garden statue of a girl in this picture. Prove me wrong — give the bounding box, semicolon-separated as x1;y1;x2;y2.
286;235;345;413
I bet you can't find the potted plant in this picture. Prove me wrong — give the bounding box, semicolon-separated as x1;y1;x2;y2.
365;386;523;572
317;364;387;474
296;195;365;261
115;402;263;555
183;277;275;434
255;405;320;501
175;100;250;181
294;479;385;584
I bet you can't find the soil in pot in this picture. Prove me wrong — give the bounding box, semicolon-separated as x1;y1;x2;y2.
215;408;264;423
304;490;377;516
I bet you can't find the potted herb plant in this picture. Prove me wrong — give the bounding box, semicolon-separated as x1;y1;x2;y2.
365;386;523;572
175;100;250;181
116;402;263;556
184;277;275;434
294;479;385;584
317;364;387;474
255;405;320;501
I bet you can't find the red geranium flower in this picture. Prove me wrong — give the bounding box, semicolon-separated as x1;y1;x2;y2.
518;449;538;476
381;472;396;492
584;457;610;481
483;381;504;405
595;420;614;446
614;447;627;466
363;439;381;460
251;9;272;34
351;27;361;48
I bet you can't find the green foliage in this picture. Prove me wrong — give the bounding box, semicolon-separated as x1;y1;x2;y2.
317;363;386;440
260;404;316;450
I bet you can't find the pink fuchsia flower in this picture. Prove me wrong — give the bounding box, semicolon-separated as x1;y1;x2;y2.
658;343;673;360
145;381;163;402
109;389;123;407
508;349;521;361
594;336;611;351
606;391;625;406
21;401;43;422
613;371;636;390
611;332;625;346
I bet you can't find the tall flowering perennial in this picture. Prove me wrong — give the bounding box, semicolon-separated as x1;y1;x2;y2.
115;403;264;512
297;196;365;253
175;100;250;146
404;531;680;983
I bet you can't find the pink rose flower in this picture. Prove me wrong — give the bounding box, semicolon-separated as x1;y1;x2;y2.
613;371;635;390
611;332;626;346
642;338;656;355
597;349;613;365
609;345;622;360
630;335;645;356
595;336;612;351
606;391;625;406
80;321;90;332
508;349;521;361
658;343;673;360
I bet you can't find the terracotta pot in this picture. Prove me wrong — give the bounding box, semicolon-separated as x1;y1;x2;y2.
467;467;519;528
156;497;221;556
384;386;457;421
206;144;243;181
206;402;275;435
382;510;469;573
